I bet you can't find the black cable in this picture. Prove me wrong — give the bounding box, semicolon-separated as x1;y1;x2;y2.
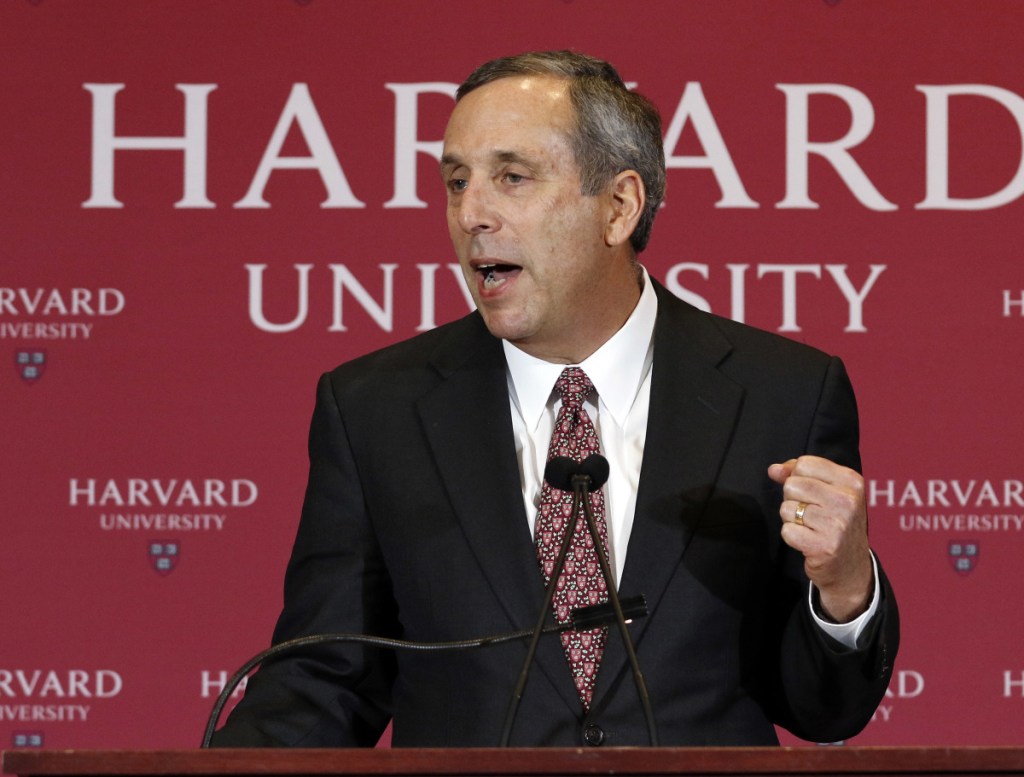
202;623;564;748
201;599;646;749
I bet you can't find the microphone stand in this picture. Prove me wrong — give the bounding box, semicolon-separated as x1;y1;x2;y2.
499;457;659;747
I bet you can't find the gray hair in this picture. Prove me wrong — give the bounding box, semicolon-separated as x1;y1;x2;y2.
457;51;665;254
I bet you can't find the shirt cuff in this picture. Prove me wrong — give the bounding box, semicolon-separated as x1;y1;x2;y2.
808;551;880;649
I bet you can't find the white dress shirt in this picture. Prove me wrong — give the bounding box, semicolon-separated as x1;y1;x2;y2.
502;268;878;648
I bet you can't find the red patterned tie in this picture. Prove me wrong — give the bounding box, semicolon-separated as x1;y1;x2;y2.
534;367;610;710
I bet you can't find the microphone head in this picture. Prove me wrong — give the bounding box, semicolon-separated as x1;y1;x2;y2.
579;454;610;489
543;455;610;491
544;457;578;491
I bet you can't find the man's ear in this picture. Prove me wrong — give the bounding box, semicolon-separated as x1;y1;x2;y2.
604;169;645;247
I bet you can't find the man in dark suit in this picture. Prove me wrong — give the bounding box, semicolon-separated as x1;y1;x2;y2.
212;50;898;748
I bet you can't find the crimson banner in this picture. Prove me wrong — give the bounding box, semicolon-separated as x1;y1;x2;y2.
2;0;1022;749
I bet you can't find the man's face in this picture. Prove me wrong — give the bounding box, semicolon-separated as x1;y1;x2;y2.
441;75;638;363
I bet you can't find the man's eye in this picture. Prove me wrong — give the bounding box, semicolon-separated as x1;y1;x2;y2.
448;178;468;193
503;172;525;185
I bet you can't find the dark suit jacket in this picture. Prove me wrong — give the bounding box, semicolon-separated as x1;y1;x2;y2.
212;281;898;748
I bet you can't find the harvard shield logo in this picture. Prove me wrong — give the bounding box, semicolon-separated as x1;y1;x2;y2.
149;540;181;576
948;540;979;575
12;732;44;748
15;350;46;383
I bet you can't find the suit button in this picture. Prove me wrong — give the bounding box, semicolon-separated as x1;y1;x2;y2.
583;723;605;746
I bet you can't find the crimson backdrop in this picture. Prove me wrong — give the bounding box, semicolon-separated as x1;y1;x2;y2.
2;0;1023;749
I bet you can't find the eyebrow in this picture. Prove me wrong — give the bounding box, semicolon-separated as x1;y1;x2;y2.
440;149;537;171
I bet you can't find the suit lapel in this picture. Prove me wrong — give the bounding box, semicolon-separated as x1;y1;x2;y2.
415;315;584;716
593;284;746;710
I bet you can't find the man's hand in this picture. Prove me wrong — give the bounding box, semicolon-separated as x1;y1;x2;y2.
767;455;874;623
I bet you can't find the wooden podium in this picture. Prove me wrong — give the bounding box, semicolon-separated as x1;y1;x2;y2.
4;748;1024;777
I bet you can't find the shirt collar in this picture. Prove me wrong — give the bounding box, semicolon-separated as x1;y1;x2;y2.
503;266;658;431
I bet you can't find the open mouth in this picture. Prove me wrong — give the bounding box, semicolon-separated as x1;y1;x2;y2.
477;262;521;290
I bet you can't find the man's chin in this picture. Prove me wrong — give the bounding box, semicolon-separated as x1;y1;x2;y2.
477;309;532;344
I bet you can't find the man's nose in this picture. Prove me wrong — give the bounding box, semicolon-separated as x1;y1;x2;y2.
456;183;499;234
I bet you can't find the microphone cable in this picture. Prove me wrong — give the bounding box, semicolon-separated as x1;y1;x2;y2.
201;599;645;748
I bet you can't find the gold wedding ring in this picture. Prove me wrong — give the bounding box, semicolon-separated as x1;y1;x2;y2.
794;502;808;526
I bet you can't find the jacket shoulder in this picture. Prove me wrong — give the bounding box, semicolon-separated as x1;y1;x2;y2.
328;309;488;374
653;280;837;374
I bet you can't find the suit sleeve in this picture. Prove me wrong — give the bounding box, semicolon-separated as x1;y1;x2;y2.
769;356;899;743
210;372;398;747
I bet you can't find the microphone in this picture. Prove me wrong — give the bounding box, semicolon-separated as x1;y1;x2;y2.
544;454;610;491
500;452;659;747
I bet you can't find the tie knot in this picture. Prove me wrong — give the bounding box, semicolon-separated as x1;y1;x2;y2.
554;367;594;408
